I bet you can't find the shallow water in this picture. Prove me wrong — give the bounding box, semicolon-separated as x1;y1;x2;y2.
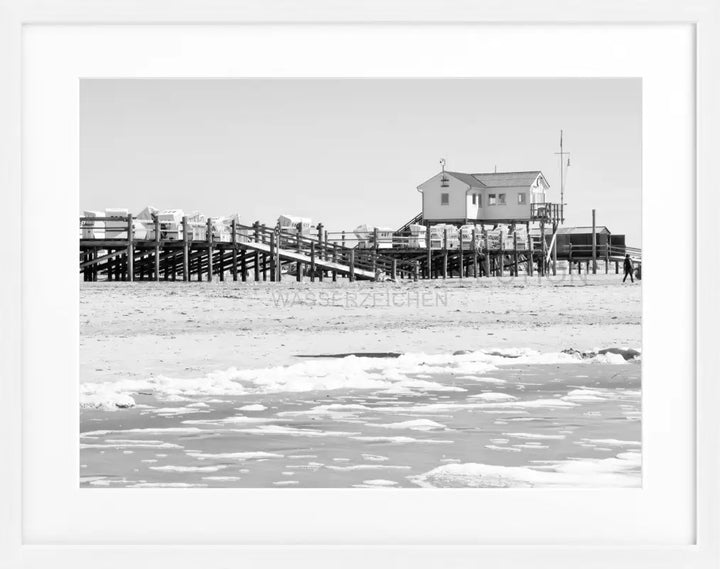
80;360;641;488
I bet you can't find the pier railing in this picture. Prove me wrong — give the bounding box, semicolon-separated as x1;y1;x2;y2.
80;214;640;282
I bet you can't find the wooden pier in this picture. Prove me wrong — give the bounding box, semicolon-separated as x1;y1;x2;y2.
80;214;639;282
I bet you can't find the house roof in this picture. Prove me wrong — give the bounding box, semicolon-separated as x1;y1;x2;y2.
418;169;548;190
446;170;546;188
472;171;545;188
446;171;486;188
557;226;612;235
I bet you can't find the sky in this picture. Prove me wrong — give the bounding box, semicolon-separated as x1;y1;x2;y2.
81;78;641;245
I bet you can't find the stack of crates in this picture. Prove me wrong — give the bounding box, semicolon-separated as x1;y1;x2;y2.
460;225;483;250
486;225;508;250
510;225;530;250
429;224;459;250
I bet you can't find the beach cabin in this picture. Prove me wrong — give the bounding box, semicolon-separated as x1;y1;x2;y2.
552;226;612;257
417;170;551;225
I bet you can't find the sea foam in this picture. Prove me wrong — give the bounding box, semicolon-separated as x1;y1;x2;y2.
80;348;635;409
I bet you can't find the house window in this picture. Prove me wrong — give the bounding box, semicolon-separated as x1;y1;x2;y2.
498;193;506;205
441;193;449;205
488;194;497;206
518;192;527;205
477;194;482;207
471;194;476;205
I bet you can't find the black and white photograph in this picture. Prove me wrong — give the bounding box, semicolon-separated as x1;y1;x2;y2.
78;78;642;489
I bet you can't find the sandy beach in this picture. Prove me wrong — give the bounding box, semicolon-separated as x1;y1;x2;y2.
80;275;641;488
81;274;640;383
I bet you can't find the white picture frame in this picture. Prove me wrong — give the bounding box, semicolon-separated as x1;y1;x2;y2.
1;1;718;567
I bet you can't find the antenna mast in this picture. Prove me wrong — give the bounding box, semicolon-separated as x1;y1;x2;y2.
555;130;571;224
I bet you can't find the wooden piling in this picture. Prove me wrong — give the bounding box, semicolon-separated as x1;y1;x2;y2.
391;258;398;281
592;209;597;274
261;224;268;281
126;214;134;282
204;218;212;282
540;220;546;277
458;232;464;279
483;231;490;278
231;220;238;281
182;216;189;281
513;231;518;277
604;233;610;274
269;231;277;282
241;251;247;282
349;249;355;282
552;223;558;276
153;214;160;281
310;242;316;282
442;228;448;279
332;246;338;282
426;225;432;279
472;228;478;278
525;222;533;277
498;231;505;277
253;221;260;282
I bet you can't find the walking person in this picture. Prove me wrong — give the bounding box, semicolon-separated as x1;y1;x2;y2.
622;254;634;283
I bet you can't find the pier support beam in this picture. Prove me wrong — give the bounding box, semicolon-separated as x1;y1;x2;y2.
269;231;277;282
442;229;448;279
592;209;598;275
206;218;214;282
472;228;478;278
425;225;432;279
126;214;134;282
231;220;238;281
310;242;316;282
483;231;490;278
182;216;189;281
540;220;546;277
253;222;260;282
153;215;160;281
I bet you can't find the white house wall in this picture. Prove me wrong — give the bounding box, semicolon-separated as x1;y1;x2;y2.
419;173;470;222
477;185;534;221
419;172;549;223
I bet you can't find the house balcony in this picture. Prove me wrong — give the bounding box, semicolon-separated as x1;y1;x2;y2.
530;202;564;224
